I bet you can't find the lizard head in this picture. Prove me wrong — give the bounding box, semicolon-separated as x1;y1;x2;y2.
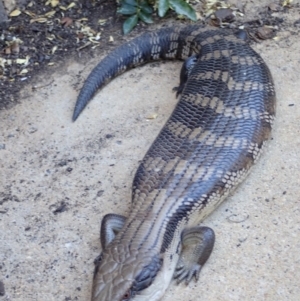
91;247;170;301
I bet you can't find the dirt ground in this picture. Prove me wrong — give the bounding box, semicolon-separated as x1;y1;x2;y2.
1;1;300;301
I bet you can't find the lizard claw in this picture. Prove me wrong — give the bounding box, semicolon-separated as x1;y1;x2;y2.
174;261;202;284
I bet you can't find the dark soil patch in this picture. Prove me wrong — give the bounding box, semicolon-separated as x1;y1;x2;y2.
0;0;123;110
0;0;298;114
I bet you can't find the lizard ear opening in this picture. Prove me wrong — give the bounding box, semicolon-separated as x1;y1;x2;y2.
132;255;163;292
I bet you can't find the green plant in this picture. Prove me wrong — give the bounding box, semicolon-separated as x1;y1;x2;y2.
117;0;197;34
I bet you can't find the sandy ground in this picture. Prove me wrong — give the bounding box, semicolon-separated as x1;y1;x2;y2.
1;2;300;301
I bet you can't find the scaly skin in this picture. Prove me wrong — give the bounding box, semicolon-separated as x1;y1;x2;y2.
73;25;276;301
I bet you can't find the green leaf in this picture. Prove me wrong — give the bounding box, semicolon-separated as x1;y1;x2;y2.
117;3;137;15
158;0;169;17
138;10;153;24
123;0;137;5
140;1;153;14
123;14;139;34
169;0;197;21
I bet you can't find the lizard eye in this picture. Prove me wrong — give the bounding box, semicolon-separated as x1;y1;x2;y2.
122;289;132;300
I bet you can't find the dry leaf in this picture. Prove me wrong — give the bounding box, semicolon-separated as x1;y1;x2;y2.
195;12;202;20
16;58;28;65
11;41;20;54
30;17;48;23
5;47;11;55
19;69;28;75
91;44;100;49
98;19;107;25
88;37;100;44
67;2;76;9
282;0;293;7
44;11;56;18
61;17;73;27
0;58;7;68
80;26;96;36
77;18;88;22
16;56;30;65
94;33;101;41
146;113;158;120
46;34;55;41
23;10;36;17
52;45;58;54
77;32;84;40
202;0;231;17
77;42;92;51
10;9;22;17
176;14;187;20
45;0;59;6
51;0;60;7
